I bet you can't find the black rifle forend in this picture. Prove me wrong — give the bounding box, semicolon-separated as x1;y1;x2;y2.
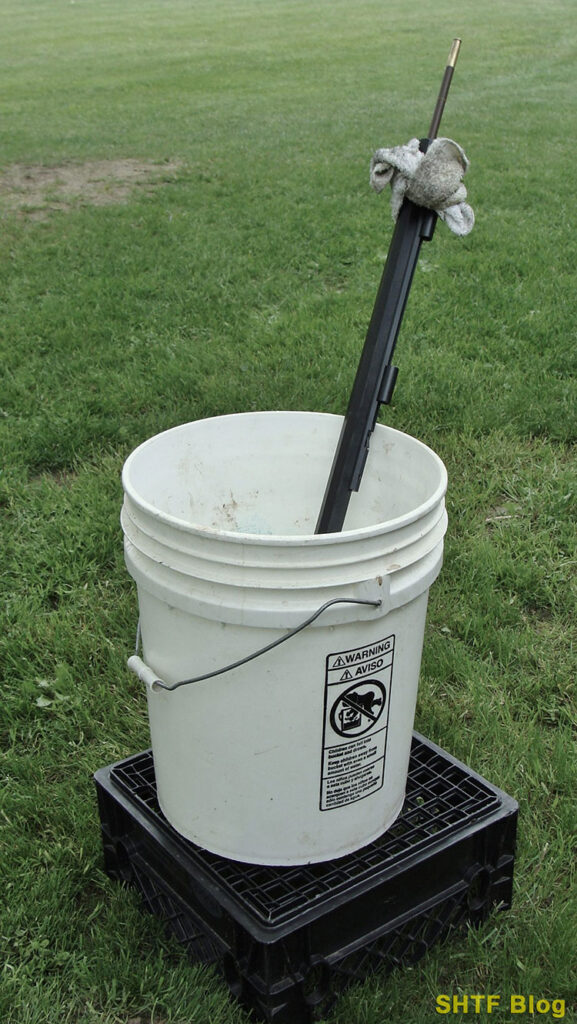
315;192;436;533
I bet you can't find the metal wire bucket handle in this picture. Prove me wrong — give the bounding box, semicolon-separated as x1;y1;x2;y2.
127;595;382;693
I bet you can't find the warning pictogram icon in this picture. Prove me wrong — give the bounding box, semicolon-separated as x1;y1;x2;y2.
329;680;386;738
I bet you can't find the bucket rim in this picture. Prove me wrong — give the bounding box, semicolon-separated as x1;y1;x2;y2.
121;411;447;546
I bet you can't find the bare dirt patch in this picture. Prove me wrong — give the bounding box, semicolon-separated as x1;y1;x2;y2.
0;158;182;219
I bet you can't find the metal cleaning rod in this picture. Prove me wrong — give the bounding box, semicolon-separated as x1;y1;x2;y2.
428;38;461;139
315;39;461;535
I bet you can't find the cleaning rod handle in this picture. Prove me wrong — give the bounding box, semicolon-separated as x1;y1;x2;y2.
427;37;461;141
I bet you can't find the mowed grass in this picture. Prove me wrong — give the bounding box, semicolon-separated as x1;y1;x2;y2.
1;0;576;1022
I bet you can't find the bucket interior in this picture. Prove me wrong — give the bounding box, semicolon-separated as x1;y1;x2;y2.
123;412;446;538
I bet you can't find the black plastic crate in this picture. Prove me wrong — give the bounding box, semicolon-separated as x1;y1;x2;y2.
94;733;517;1023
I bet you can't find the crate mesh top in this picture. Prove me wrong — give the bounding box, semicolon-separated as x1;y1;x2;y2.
109;735;501;926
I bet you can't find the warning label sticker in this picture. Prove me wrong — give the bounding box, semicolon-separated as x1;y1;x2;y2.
320;635;394;811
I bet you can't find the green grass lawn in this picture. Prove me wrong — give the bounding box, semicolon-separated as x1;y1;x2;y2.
1;0;576;1021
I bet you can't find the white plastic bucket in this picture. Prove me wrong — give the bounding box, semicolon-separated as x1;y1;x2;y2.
122;411;447;865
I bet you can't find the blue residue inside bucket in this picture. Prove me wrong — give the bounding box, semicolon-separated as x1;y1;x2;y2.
233;513;274;535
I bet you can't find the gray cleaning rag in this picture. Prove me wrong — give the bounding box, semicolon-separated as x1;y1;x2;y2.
370;137;474;236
